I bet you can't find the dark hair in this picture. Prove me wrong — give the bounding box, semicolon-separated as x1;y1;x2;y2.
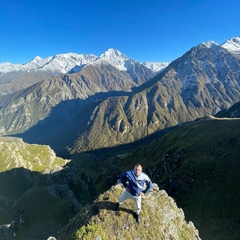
135;163;142;168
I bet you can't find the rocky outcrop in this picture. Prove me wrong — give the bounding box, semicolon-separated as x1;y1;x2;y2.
59;183;201;240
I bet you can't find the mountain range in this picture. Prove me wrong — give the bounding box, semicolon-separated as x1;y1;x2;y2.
1;37;239;96
1;36;240;239
0;49;169;96
1;36;240;156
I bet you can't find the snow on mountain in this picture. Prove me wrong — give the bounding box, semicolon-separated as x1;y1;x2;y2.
142;61;169;73
200;41;218;48
0;53;98;74
1;36;240;77
0;62;22;73
24;53;98;73
96;48;130;71
187;36;240;57
221;36;240;55
0;49;168;75
94;48;169;72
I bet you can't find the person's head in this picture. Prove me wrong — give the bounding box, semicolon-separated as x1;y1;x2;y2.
134;163;142;176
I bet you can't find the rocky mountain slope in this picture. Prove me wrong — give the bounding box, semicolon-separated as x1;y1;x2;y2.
0;61;154;137
215;101;240;118
1;37;239;156
67;39;240;154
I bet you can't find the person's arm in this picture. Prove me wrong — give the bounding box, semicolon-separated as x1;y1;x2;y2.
142;178;152;194
120;172;128;188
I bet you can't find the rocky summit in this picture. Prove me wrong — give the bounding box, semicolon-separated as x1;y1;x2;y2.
59;184;201;240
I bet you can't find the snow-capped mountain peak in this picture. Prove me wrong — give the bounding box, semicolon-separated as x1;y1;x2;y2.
36;52;97;73
221;36;240;55
142;62;169;73
94;48;131;71
201;41;217;47
31;56;43;63
197;37;240;56
100;48;127;59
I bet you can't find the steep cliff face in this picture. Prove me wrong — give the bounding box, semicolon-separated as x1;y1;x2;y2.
59;184;201;240
0;137;97;240
0;137;68;172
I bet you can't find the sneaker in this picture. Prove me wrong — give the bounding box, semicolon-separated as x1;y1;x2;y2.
134;213;140;223
114;202;120;210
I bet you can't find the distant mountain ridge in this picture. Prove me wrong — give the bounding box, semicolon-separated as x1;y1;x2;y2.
0;49;168;74
0;49;169;95
1;36;239;75
1;36;239;95
221;36;240;55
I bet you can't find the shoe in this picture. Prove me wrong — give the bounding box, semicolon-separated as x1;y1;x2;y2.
134;213;140;223
136;214;140;223
114;202;120;210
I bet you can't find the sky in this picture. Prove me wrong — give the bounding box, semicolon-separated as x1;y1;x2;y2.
0;0;239;64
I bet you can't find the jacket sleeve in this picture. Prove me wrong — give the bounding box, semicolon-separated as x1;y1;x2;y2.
142;178;152;194
120;172;128;188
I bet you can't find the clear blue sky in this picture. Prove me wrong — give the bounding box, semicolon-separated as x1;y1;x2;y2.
0;0;239;64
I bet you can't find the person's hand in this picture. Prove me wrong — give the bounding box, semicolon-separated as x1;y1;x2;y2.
140;192;144;196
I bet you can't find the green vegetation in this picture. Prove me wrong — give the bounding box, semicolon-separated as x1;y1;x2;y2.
115;117;240;240
59;184;200;240
1;116;240;240
0;137;80;239
66;116;240;240
0;137;69;172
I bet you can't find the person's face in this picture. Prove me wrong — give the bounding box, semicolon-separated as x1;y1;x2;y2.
134;165;142;176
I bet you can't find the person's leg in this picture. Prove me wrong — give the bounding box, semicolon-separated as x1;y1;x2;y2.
119;189;133;204
115;189;133;210
133;196;141;223
133;196;141;214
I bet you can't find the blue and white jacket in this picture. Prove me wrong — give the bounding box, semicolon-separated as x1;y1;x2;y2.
120;170;152;197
